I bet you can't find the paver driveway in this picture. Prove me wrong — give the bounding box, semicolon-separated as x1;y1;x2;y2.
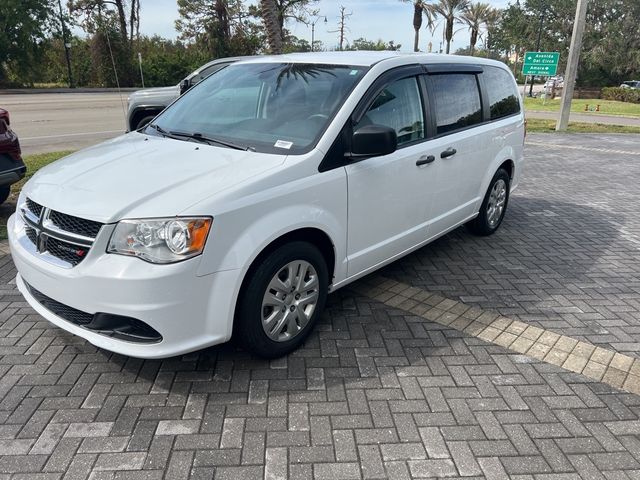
0;133;639;479
383;133;640;356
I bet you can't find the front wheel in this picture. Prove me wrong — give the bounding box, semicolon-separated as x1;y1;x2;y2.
136;115;157;130
236;241;328;358
466;168;510;236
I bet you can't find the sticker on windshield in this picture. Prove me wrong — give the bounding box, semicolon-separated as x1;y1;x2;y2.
274;140;293;149
350;69;359;76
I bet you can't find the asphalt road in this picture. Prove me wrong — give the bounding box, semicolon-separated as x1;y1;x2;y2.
526;109;640;126
1;93;128;155
2;91;639;156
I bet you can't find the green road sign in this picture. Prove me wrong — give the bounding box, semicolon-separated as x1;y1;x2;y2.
522;51;560;76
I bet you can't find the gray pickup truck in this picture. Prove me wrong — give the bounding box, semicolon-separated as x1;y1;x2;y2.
126;56;254;131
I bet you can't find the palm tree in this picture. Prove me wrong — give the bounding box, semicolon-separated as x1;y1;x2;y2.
431;0;469;54
401;1;436;52
260;0;283;54
461;2;490;56
483;7;501;56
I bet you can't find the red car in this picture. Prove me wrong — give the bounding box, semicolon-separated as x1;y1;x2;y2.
0;108;26;204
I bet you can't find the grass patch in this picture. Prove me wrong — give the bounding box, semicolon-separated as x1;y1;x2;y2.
526;118;640;134
0;150;74;241
524;97;640;117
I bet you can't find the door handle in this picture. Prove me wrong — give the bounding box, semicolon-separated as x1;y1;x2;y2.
440;148;457;159
416;155;435;166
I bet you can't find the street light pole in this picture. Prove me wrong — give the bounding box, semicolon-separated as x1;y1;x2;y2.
556;0;589;131
309;15;327;52
57;0;74;88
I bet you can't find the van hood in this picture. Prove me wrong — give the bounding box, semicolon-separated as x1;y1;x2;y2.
23;133;286;223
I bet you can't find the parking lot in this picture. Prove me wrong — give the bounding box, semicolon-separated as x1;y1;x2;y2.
1;133;640;478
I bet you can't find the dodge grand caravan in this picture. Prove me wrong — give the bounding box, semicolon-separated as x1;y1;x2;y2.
9;52;524;359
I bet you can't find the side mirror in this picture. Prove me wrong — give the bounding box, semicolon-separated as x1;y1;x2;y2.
350;125;398;157
179;78;191;95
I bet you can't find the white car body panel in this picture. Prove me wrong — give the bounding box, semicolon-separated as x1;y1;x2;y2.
9;51;525;358
23;134;286;224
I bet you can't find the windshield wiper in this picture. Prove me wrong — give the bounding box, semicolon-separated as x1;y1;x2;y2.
168;130;252;151
147;123;171;136
148;124;252;151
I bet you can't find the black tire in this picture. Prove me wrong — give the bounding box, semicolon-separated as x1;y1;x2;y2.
0;185;10;205
466;168;510;236
236;241;328;358
136;115;156;130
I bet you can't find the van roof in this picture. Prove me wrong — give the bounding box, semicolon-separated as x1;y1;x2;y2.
235;51;509;69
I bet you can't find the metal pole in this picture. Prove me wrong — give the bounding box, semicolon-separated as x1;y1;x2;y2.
138;52;144;88
311;22;315;52
57;0;74;88
529;12;544;97
556;0;589;131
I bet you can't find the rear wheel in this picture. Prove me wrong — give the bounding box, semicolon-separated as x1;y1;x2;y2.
236;241;328;358
466;168;510;236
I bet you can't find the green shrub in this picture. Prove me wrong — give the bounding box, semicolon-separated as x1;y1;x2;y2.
602;87;640;103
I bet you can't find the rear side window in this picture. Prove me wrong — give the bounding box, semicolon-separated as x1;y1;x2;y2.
484;66;520;119
430;74;482;135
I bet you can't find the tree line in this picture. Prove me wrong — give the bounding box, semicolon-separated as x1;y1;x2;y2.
0;0;401;88
406;0;639;86
0;0;638;88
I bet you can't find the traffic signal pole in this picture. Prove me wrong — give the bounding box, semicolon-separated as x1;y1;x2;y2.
556;0;589;131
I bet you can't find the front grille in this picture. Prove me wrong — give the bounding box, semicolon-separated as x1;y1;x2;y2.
22;198;104;268
45;236;89;267
26;198;44;219
25;226;37;245
27;284;94;325
49;210;103;238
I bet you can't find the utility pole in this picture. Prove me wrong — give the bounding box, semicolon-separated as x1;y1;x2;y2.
328;6;352;51
557;0;589;131
57;0;74;88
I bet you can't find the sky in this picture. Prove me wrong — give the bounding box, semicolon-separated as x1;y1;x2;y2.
97;0;513;53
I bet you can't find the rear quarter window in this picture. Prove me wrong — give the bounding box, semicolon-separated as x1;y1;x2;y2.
484;66;521;120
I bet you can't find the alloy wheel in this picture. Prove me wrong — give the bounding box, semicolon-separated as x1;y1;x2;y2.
261;260;319;342
486;179;507;228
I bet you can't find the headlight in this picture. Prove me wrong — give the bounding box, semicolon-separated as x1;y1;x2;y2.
107;217;212;264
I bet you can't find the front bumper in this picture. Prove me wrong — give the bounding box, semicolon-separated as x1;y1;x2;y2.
8;213;242;358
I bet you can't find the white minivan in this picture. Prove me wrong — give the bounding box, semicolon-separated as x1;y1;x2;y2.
9;52;524;359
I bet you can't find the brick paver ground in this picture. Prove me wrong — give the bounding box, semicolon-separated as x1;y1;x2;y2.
383;133;640;357
0;133;639;478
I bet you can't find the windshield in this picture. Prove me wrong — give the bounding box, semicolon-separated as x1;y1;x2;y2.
149;62;367;154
